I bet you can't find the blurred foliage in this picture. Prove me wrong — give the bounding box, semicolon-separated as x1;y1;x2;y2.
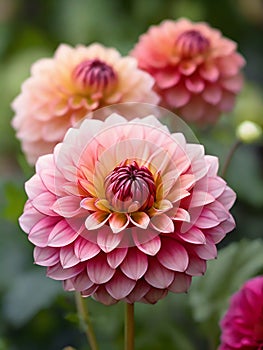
0;0;263;349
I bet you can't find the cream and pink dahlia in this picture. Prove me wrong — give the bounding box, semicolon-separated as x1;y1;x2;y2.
219;276;263;350
11;43;159;164
131;18;245;124
19;112;236;305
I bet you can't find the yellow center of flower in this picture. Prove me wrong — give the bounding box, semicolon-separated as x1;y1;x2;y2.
104;160;156;213
175;29;210;58
73;59;117;92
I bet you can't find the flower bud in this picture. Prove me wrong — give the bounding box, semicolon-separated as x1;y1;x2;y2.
236;120;262;143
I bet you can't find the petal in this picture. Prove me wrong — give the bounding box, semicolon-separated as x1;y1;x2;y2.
32;192;57;216
86;254;115;284
120;248;148;280
157;238;189;272
48;220;79;247
165;83;190;108
74;237;100;261
178;227;206;244
172;207;191;222
52;196;82;217
168;273;192;293
193;239;217;260
144;258;174;289
130;212;150;229
107;248;128;268
97;227;124;253
60;245;80;268
47;263;85;280
81;285;99;297
186;255;207;276
132;228;161;255
109;213;129;233
93;286;117;306
185;76;205;93
33;246;60;266
105;271;136;300
195;209;220;229
124;280;150;303
28;216;59;247
85;212;110;230
150;214;174;233
202;85;222;105
142;288;168;304
71;271;94;291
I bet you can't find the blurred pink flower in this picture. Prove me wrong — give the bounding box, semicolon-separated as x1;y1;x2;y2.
131;18;245;124
19;113;236;305
219;276;263;349
11;43;159;164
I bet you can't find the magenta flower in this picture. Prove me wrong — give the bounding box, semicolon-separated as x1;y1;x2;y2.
11;43;159;164
131;18;245;124
219;276;263;349
19;111;236;305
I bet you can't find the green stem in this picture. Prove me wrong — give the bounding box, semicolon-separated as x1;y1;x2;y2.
125;303;135;350
75;292;99;350
221;140;241;178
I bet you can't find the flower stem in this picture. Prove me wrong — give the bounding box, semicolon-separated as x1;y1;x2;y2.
75;292;99;350
221;140;241;178
125;303;135;350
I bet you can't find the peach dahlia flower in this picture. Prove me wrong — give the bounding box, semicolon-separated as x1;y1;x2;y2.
19;112;236;305
11;43;159;164
131;18;245;124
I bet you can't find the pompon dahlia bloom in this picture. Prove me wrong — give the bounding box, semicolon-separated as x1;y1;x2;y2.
11;43;159;164
19;112;236;305
131;18;245;124
219;276;263;350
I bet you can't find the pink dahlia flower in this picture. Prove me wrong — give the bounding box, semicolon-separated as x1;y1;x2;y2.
19;112;236;305
11;43;159;164
219;276;263;349
131;18;245;124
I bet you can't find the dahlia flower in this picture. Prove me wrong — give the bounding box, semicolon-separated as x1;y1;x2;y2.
219;276;263;349
131;18;245;124
11;43;159;164
19;111;236;305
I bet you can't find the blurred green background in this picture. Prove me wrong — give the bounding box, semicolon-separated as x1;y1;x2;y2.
0;0;263;349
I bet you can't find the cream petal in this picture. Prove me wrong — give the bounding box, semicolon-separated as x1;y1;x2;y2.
109;212;129;234
150;214;174;233
85;212;110;230
172;208;191;222
130;212;150;229
157;238;189;272
120;248;148;280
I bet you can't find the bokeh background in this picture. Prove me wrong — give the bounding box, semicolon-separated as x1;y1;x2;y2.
0;0;263;349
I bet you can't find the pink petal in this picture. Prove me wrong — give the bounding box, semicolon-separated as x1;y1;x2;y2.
189;191;215;208
178;61;197;75
202;85;222;105
48;220;79;247
185;76;205;93
130;212;150;229
168;273;192;293
132;228;161;255
86;254;115;284
193;239;217;259
105;271;136;300
81;285;99;297
150;214;174;233
85;212;110;230
144;258;174;288
186;255;206;276
165;83;190;108
109;213;129;233
207;177;226;198
47;262;85;280
71;271;94;291
52;196;82;217
93;286;117;306
219;91;235;112
29;216;59;247
125;279;150;303
155;68;180;89
178;227;206;244
172;208;191;222
19;201;45;233
60;245;80;268
196;209;220;229
142;287;168;304
74;237;100;261
218;187;236;209
32;192;57;216
120;248;148;280
97;226;124;253
25;174;46;198
33;246;60;266
199;64;219;82
157;238;189;272
107;248;128;268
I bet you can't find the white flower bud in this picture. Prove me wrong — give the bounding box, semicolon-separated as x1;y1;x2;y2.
236;120;262;143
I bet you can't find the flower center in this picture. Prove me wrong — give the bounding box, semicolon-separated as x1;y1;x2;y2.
104;160;156;213
73;59;117;92
175;29;210;58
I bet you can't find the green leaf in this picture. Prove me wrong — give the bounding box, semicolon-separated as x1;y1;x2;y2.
189;239;263;343
3;181;27;222
3;268;62;326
